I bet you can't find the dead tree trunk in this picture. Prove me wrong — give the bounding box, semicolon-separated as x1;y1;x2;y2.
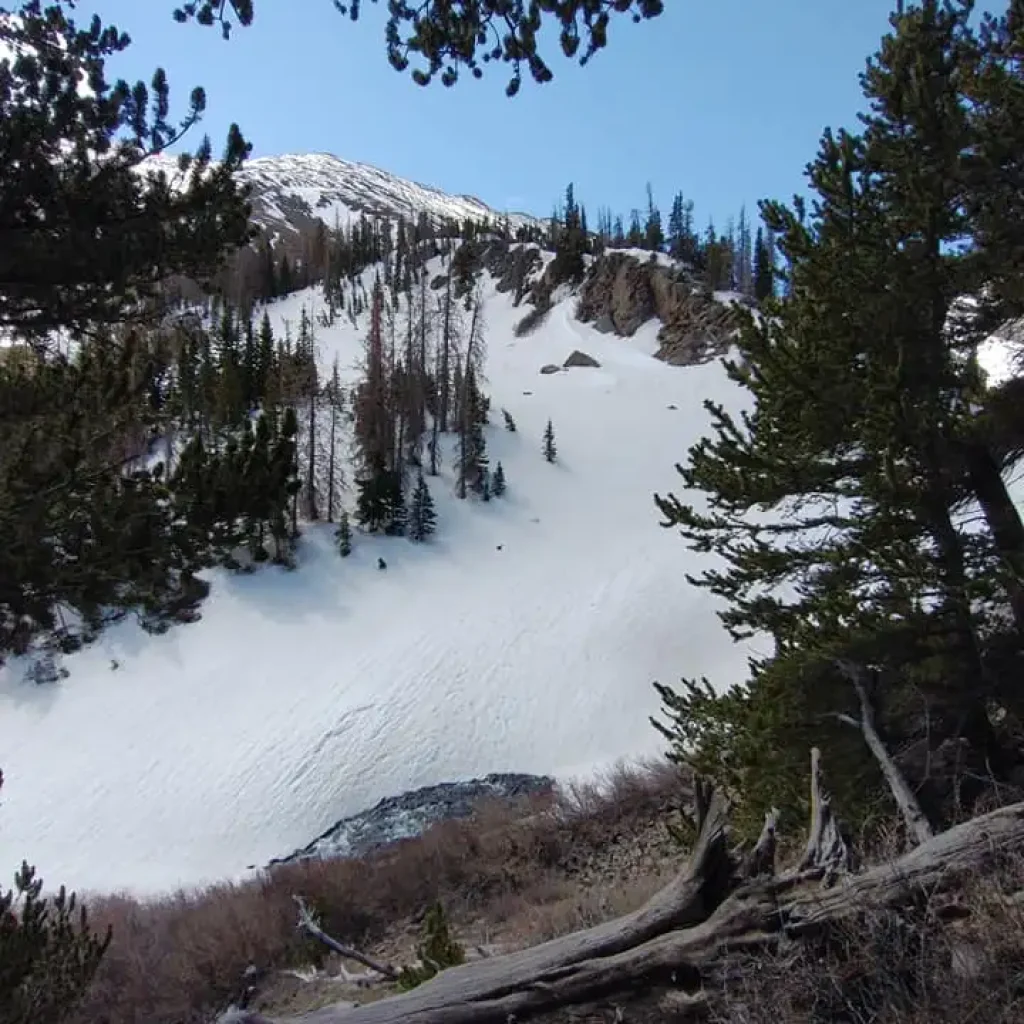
798;746;854;877
835;660;935;846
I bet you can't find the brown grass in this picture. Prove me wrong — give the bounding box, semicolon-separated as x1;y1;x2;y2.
69;759;691;1024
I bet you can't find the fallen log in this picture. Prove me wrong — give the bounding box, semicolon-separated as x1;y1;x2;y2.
237;799;1024;1024
230;721;1011;1024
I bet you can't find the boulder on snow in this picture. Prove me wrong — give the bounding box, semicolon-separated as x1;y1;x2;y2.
563;349;601;369
539;364;562;375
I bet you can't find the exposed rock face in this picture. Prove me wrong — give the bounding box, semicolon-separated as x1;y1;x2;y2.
445;239;543;305
576;252;743;366
563;350;601;368
482;241;543;305
269;772;554;866
438;240;745;367
539;364;562;375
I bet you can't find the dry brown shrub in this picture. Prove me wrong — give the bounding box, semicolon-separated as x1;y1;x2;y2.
70;760;686;1024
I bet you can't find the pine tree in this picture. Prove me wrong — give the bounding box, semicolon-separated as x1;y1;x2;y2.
269;406;300;562
396;901;465;991
492;461;507;496
278;254;295;296
735;205;754;296
241;413;273;561
543;419;557;463
651;1;1024;833
752;226;774;302
331;510;350;557
550;182;587;284
644;183;663;251
408;471;437;541
0;770;111;1023
182;2;666;97
457;365;490;498
0;4;251;344
627;209;644;247
324;358;345;523
256;311;276;406
667;191;698;264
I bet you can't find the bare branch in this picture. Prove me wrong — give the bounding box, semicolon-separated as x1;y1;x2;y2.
293;896;399;980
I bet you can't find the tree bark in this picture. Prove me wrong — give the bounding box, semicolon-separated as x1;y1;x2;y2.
798;746;854;877
961;437;1024;633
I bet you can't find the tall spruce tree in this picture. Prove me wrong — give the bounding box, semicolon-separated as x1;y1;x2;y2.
550;182;587;284
752;226;774;301
644;183;663;252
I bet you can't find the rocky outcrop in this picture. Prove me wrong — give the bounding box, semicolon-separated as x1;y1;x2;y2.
442;240;745;366
539;364;561;375
482;242;543;305
446;239;544;306
576;252;745;366
268;773;554;866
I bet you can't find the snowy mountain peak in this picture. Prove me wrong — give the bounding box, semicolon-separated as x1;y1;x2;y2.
235;151;539;236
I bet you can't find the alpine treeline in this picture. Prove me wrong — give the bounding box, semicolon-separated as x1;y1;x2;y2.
652;0;1024;840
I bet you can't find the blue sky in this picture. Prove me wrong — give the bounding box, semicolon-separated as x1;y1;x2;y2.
95;0;906;229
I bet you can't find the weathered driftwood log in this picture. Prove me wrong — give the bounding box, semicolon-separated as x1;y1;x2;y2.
742;806;779;878
237;799;1024;1024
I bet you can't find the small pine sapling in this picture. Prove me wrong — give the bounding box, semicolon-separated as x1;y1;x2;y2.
397;902;465;991
336;509;353;556
543;418;557;463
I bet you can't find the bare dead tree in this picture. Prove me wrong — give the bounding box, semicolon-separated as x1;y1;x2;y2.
834;659;936;846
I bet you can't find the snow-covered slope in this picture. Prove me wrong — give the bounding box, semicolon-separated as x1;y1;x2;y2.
0;272;757;897
241;152;539;233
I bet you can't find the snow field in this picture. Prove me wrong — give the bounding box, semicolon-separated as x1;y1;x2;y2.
0;270;757;896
